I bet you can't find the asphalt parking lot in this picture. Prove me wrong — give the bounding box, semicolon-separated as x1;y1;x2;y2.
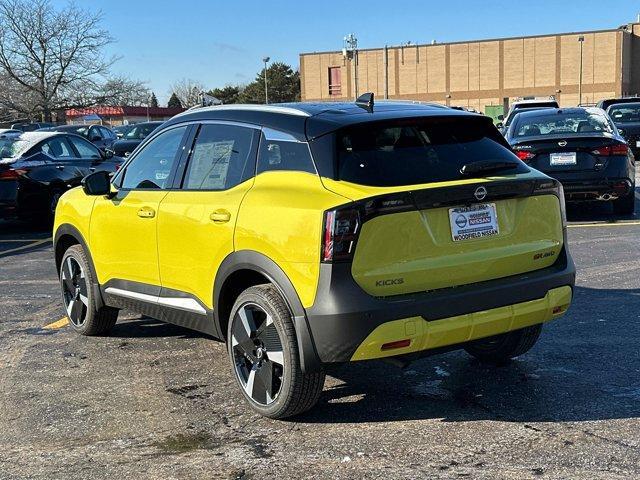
1;198;640;479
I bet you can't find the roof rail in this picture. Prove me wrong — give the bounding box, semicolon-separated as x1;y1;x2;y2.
174;104;311;118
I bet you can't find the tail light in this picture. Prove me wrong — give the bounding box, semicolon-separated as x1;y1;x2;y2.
514;149;536;162
591;144;629;156
322;207;361;262
0;168;26;180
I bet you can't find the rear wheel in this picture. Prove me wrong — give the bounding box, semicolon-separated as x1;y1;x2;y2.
227;284;325;419
59;245;118;335
464;324;543;364
613;192;635;216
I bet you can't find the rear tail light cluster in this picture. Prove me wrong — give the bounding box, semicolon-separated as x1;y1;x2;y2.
322;207;361;262
591;144;629;156
514;149;536;162
0;168;26;180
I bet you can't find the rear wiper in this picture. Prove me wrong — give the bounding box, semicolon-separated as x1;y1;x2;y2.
459;160;520;177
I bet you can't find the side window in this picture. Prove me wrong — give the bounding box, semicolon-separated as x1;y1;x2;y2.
68;136;102;159
120;126;187;190
99;126;113;139
42;137;75;159
89;126;103;140
182;124;256;190
256;130;316;174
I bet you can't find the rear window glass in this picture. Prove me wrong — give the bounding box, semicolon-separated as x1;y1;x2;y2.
514;111;613;137
336;117;523;187
607;104;640;123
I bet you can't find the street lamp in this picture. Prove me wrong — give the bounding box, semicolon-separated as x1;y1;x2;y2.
262;56;270;104
343;34;358;100
578;36;585;106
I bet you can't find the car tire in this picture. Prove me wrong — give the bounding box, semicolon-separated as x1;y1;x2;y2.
227;284;325;419
464;323;543;364
613;192;635;216
59;245;118;336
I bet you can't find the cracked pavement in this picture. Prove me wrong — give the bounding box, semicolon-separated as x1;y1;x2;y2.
1;201;639;479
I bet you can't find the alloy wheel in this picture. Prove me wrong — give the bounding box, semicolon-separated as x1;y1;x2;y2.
231;303;285;405
61;256;88;326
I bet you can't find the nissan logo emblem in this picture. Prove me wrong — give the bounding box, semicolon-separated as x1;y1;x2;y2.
474;186;487;201
558;140;567;147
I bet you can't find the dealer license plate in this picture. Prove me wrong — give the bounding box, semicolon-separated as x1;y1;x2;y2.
550;152;577;166
449;203;499;242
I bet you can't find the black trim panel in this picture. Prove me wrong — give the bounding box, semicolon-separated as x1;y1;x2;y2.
101;278;218;337
306;247;576;363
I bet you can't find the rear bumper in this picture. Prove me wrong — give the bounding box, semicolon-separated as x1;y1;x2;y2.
561;177;634;201
304;247;575;363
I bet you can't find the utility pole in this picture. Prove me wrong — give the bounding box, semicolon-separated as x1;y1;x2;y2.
262;56;270;104
578;36;585;105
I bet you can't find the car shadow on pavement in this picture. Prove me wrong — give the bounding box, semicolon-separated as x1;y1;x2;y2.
297;285;640;425
109;317;210;340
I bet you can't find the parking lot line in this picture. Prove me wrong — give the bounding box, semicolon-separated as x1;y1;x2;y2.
0;238;50;257
568;221;640;228
43;317;69;329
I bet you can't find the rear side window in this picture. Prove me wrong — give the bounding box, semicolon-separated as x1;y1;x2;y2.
257;130;316;174
183;124;256;190
336;117;523;187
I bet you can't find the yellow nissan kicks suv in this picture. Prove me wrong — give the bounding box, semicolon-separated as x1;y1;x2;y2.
54;95;575;418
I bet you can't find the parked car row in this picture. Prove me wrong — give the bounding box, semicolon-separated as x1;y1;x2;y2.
0;132;124;223
496;97;638;215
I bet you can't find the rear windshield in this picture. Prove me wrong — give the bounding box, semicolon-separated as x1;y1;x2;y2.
607;104;640;123
0;137;35;159
513;111;613;138
336;117;524;187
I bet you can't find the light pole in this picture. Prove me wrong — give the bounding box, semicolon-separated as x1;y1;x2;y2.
262;56;270;104
343;34;358;100
578;36;585;106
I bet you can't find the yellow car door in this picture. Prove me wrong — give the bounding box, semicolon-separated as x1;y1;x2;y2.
90;125;190;287
157;123;260;311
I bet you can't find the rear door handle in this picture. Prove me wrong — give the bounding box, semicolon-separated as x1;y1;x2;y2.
210;209;231;223
137;206;156;218
56;165;64;170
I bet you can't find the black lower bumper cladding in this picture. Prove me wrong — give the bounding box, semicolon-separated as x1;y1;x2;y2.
305;248;576;363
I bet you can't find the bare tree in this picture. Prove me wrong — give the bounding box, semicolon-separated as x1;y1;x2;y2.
169;78;206;109
97;76;151;107
0;0;118;121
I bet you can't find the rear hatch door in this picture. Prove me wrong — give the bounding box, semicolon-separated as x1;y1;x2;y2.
320;115;564;297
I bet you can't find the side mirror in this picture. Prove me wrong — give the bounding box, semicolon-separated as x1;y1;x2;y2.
82;170;111;196
496;122;504;129
497;114;504;121
103;148;114;159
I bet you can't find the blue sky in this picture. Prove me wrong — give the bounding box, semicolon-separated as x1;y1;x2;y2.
53;0;640;104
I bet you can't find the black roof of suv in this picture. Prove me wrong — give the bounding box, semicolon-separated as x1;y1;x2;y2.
165;101;474;141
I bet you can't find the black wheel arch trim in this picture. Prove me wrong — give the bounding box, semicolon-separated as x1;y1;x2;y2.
214;250;322;373
53;223;105;309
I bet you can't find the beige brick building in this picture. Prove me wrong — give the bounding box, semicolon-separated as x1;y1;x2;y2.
300;23;640;117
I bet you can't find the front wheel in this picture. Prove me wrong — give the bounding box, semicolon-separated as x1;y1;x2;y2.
59;245;118;335
227;284;325;419
464;324;543;364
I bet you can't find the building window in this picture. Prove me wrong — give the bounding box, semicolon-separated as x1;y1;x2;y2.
328;67;342;97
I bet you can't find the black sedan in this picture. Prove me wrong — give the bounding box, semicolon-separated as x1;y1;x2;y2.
505;107;635;215
39;124;117;151
111;121;162;157
0;132;123;222
606;102;640;158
